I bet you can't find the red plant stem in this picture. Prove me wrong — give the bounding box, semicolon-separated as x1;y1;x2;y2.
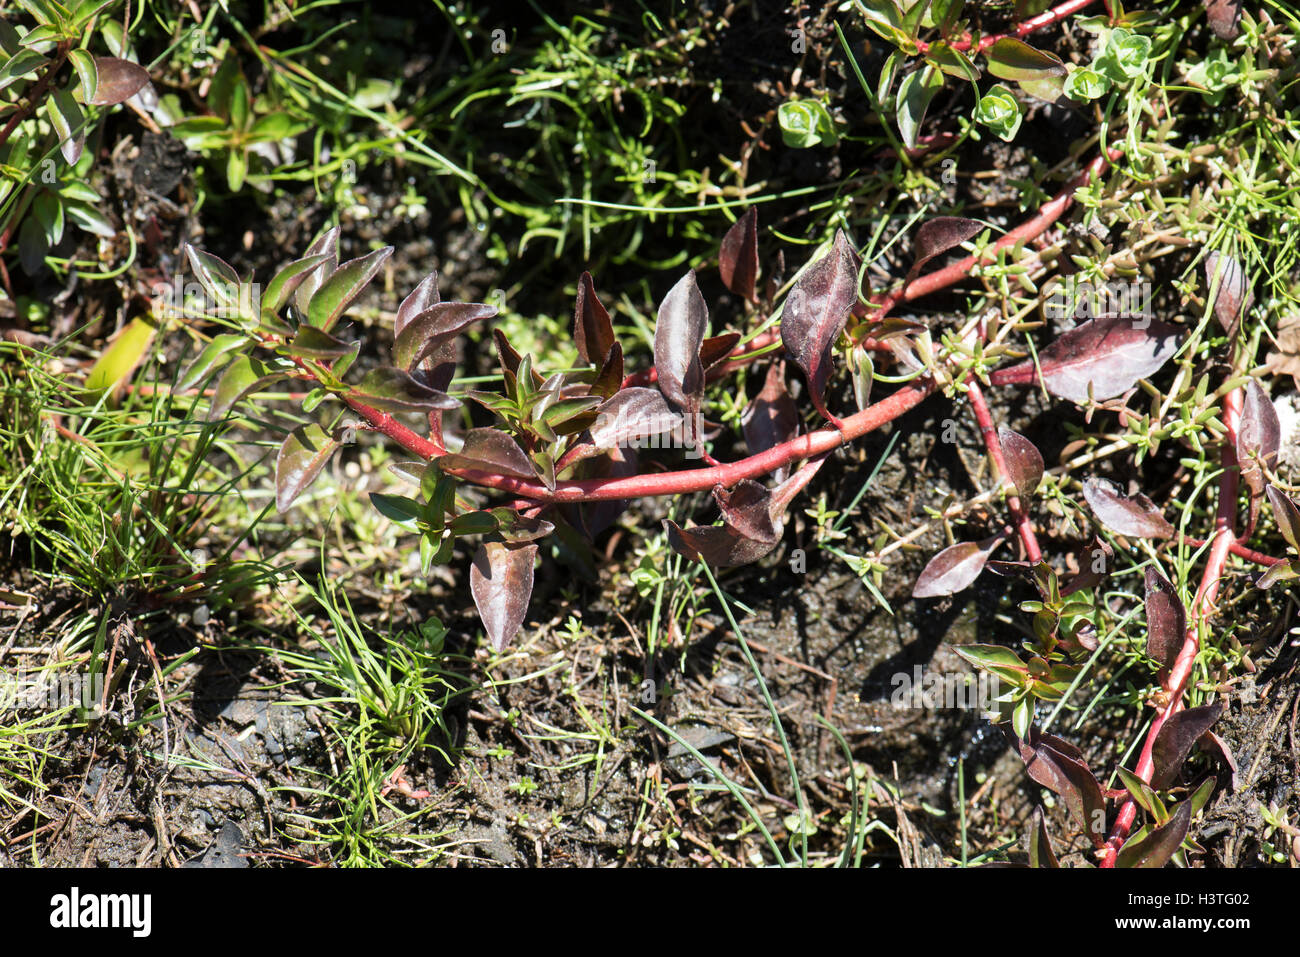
1180;537;1282;567
442;379;935;503
915;0;1101;55
1099;387;1244;867
318;151;1116;509
868;150;1117;321
965;377;1042;562
342;394;445;459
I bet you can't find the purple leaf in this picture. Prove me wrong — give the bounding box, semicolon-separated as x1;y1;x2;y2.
588;387;679;450
353;367;459;414
1060;537;1113;598
1204;0;1243;40
589;340;625;399
470;541;537;650
1027;806;1060;869
1083;477;1174;539
666;480;781;567
780;229;861;421
392;301;497;372
912;535;1003;598
742;362;799;481
208;356;287;421
490;509;555;544
89;56;150;105
998;427;1043;499
1144;568;1185;683
574;272;617;366
441;428;536;480
990;317;1181;404
665;520;779;568
263;253;332;315
1204;251;1252;335
396;272;440;332
1015;728;1107;846
1115;798;1192;868
664;459;826;568
714;480;780;545
1150;703;1223;790
1256;557;1300;590
1200;730;1238;790
1237;380;1279;506
276;424;340;513
306;246;393;332
653;271;709;413
288;325;352;359
984;37;1067;82
699;333;741;373
719;207;759;302
908;217;983;281
293;227;340;318
1266;485;1300;551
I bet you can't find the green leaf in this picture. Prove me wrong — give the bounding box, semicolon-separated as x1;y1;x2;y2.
1064;65;1109;101
287;325;352;359
984;37;1066;82
68;48;97;103
896;64;943;149
974;84;1023;141
370;492;423;527
248;112;297;142
50;87;84;164
777;99;837;148
65;201;115;237
261;253;331;315
306;246;393;332
176;333;247;392
228;76;249;129
352;366;459;413
0;49;48;93
1116;766;1165;820
32;190;63;245
208;355;288;420
184;244;242;308
926;41;978;83
86;317;154;394
1011;695;1034;740
276;424;340;513
858;0;919;53
449;511;500;536
226;148;247;192
1097;28;1151;82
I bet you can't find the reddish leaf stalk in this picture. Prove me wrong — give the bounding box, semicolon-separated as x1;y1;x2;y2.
965;377;1042;562
442;379;935;504
915;0;1102;55
342;394;446;460
1180;537;1282;567
1100;387;1244;867
869;150;1117;321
